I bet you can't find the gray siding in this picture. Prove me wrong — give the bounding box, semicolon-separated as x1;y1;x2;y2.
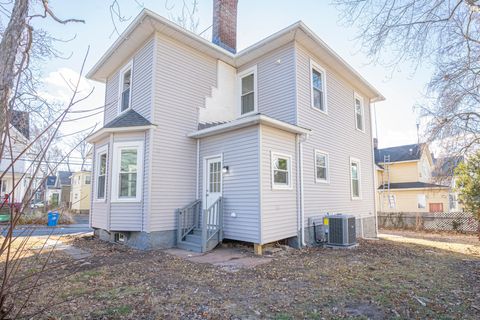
260;125;298;243
103;38;154;125
109;131;147;231
149;33;217;232
295;44;376;223
238;43;296;124
90;137;109;230
199;126;260;243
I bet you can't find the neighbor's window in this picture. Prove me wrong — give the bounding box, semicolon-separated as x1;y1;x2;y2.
311;60;327;112
350;158;361;199
85;175;91;185
239;67;256;115
388;194;396;208
119;64;132;113
96;149;107;200
315;150;329;183
112;141;144;202
354;93;364;132
417;194;426;209
272;153;291;189
449;194;457;210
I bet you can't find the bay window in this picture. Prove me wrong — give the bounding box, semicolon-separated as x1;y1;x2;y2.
95;146;108;201
112;141;144;202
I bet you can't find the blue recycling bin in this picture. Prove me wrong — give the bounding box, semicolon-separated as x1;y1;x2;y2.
47;211;59;227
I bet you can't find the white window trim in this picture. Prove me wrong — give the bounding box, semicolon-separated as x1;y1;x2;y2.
417;194;427;209
111;140;144;203
354;91;365;133
271;151;293;190
117;60;133;115
350;157;362;200
388;194;397;209
310;59;328;114
314;149;329;184
237;65;258;117
94;145;108;202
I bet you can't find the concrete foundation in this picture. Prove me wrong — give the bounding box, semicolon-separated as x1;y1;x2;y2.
94;228;176;250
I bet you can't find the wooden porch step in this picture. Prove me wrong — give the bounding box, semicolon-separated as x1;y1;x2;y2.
177;240;202;253
185;233;201;243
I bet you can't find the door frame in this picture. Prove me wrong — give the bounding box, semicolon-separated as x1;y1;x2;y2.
202;154;223;210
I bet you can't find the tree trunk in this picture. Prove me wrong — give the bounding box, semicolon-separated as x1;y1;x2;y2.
0;0;29;142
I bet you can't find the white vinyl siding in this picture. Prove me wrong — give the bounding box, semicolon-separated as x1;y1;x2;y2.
354;92;365;132
261;125;297;244
315;150;329;183
150;33;217;232
104;37;154;125
296;43;376;230
198;126;260;243
238;66;257;116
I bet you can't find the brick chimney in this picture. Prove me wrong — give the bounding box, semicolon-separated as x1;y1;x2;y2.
212;0;238;53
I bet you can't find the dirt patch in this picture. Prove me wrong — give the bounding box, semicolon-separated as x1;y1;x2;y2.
4;235;480;319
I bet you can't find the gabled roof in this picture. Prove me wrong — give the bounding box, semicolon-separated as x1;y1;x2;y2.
378;182;449;190
433;156;463;178
46;176;57;188
104;109;152;128
57;171;73;186
87;9;384;102
375;143;424;163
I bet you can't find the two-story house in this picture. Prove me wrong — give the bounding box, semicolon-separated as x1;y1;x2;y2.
375;142;457;213
70;171;92;214
86;1;384;252
0;110;30;205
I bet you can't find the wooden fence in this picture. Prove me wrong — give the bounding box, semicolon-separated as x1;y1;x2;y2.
378;211;479;233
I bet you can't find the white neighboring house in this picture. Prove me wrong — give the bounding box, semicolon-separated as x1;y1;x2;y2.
0;110;30;204
86;2;385;252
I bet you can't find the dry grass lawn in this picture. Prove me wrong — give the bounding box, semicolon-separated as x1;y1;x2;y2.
2;232;479;319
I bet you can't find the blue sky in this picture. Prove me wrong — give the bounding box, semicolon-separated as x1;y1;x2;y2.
37;0;432;149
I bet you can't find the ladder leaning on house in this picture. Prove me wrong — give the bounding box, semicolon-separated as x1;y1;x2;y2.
176;197;223;253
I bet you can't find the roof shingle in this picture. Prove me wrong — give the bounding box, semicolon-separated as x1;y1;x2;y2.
104;109;151;128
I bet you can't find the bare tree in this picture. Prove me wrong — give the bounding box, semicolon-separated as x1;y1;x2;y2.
333;0;480;156
67;131;93;171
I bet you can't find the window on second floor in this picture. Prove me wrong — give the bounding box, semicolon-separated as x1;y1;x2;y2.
310;60;327;113
238;66;257;116
354;92;365;132
119;62;132;113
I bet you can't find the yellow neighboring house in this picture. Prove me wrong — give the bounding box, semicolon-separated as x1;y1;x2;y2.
70;171;92;214
374;142;461;213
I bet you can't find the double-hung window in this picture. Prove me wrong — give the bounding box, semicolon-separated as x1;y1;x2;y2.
315;150;329;183
310;60;327;113
271;152;292;189
95;146;108;201
238;66;257;116
119;62;132;113
354;92;365;132
388;194;396;209
418;194;426;209
350;158;361;199
112;141;144;202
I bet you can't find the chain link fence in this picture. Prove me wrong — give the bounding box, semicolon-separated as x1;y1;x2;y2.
378;211;479;233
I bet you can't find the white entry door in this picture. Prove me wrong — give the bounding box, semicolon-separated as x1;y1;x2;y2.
204;156;222;210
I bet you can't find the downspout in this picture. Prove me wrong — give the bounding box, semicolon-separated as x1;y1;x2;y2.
196;139;200;200
371;100;379;236
297;133;307;247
